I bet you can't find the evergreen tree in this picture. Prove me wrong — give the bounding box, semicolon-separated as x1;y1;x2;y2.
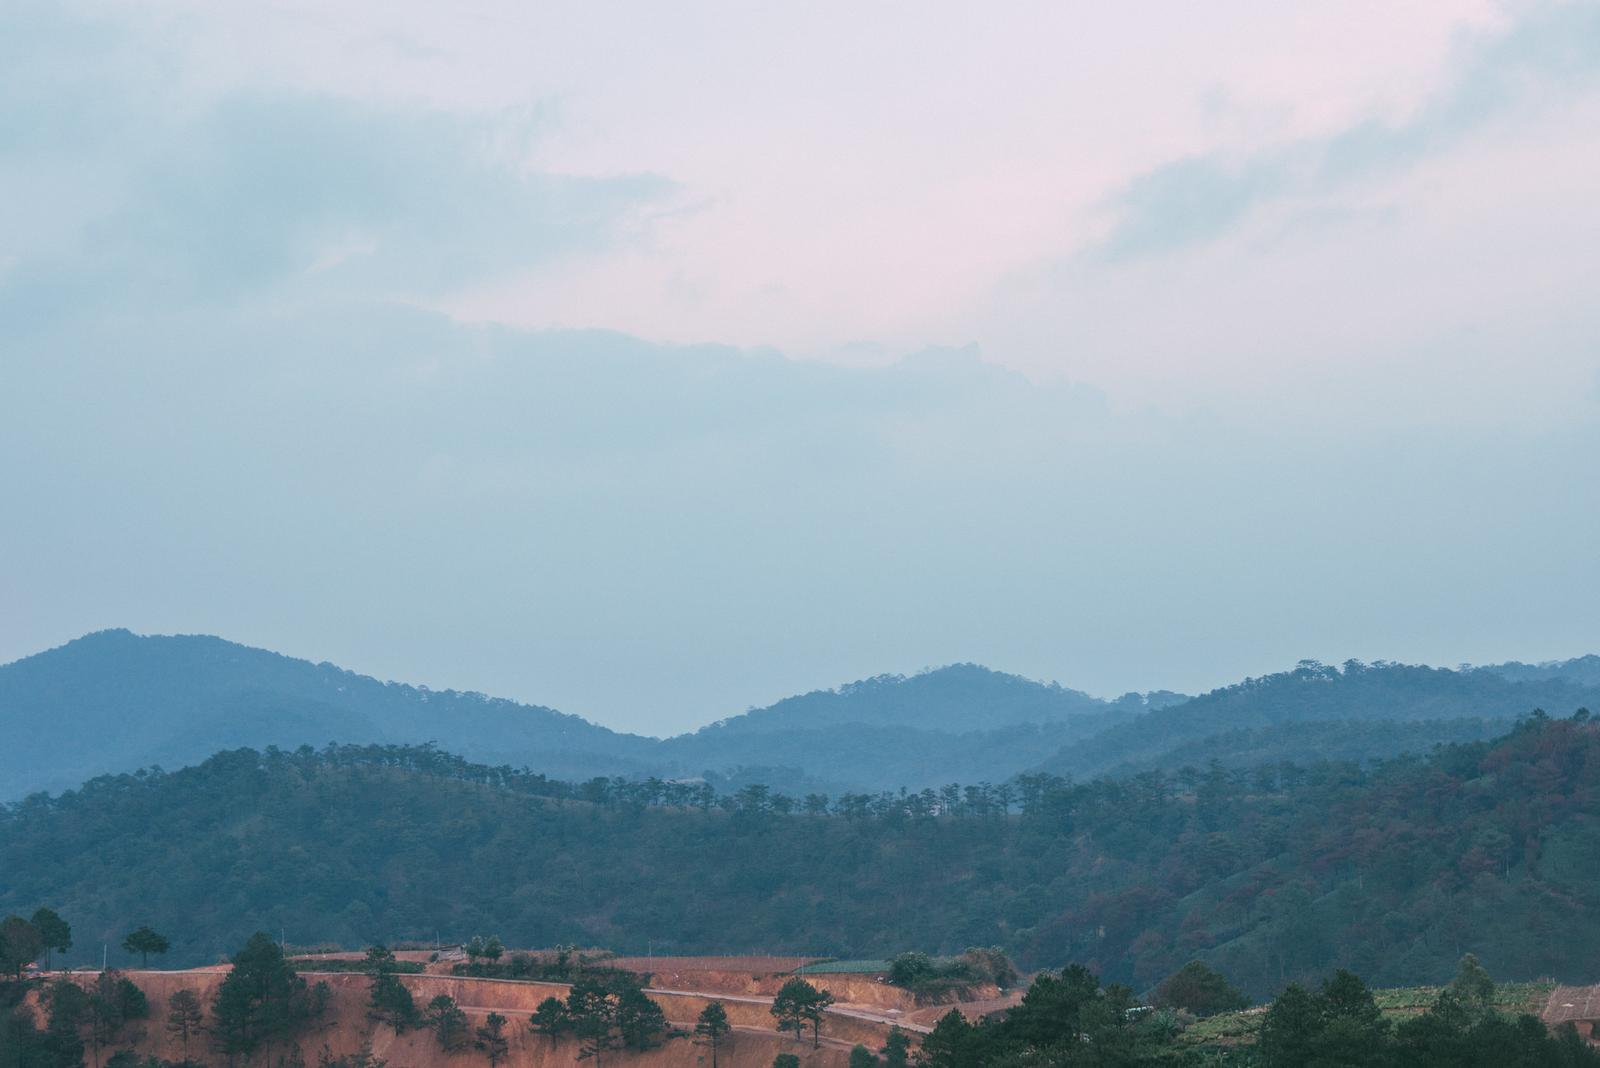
46;980;90;1068
1316;970;1391;1067
565;980;619;1066
165;990;205;1057
87;972;131;1067
1257;982;1322;1068
694;1002;731;1068
474;1013;508;1068
363;946;416;1032
917;1010;976;1068
0;917;44;979
614;988;666;1051
210;932;311;1062
849;1045;878;1068
529;998;571;1046
120;928;169;969
424;996;468;1051
879;1026;911;1068
30;910;72;971
770;978;833;1049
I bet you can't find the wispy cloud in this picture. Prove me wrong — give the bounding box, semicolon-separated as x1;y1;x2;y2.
1098;1;1600;260
0;4;674;327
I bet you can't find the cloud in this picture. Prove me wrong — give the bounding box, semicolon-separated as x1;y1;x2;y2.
5;96;672;316
4;0;1599;732
0;4;674;327
4;292;1597;732
1097;1;1600;260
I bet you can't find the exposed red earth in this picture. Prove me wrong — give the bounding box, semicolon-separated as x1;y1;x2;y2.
27;958;961;1068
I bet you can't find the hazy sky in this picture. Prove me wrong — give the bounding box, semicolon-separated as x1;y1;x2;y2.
4;1;1598;734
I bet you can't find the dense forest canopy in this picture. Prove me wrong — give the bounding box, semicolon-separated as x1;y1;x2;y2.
3;713;1597;997
1039;658;1600;778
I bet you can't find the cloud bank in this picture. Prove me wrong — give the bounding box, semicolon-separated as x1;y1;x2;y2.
3;1;1598;731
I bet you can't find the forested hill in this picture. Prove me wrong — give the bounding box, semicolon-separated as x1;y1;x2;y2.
1037;658;1600;779
0;633;1151;798
682;664;1184;734
654;664;1183;792
1486;653;1600;687
6;632;1599;799
3;714;1599;998
0;629;661;797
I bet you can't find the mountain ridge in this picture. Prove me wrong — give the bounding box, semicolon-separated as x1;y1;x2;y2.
5;630;1600;799
0;630;1152;797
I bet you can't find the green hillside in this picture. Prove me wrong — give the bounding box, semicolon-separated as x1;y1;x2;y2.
3;714;1599;996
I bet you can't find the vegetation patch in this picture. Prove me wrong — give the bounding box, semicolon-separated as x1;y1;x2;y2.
451;946;645;991
885;948;1018;994
800;959;890;975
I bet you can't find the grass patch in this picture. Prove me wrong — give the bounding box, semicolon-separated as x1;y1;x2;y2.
1177;982;1555;1049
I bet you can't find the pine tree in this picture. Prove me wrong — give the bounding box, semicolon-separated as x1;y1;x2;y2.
474;1013;508;1068
694;1002;731;1068
615;988;666;1051
424;995;468;1051
30;909;72;971
166;989;205;1057
529;997;570;1048
120;927;170;969
880;1026;911;1068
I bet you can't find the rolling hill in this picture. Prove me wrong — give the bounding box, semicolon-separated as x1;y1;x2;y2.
0;629;660;797
4;715;1599;997
4;632;1599;800
0;632;1152;798
1035;658;1600;780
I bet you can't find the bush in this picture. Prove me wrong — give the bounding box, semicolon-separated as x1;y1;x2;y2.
1152;961;1249;1017
886;948;1018;991
887;953;936;987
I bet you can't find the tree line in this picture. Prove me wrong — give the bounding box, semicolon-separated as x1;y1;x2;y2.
1;913;169;978
6;925;1600;1067
912;954;1600;1067
5;714;1600;993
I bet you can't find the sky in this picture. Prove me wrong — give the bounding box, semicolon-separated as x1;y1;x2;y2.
3;0;1598;735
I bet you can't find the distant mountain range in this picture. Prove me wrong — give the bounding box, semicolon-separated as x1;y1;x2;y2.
3;630;1598;798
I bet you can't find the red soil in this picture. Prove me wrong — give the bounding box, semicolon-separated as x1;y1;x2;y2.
902;991;1024;1028
603;957;960;1014
39;969;906;1068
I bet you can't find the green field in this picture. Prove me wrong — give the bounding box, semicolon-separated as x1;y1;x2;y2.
798;959;891;974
